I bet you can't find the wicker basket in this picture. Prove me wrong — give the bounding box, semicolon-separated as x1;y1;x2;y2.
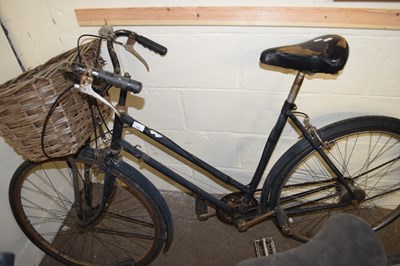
0;40;111;162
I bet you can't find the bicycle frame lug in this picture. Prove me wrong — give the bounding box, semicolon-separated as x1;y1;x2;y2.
116;104;128;115
110;148;121;156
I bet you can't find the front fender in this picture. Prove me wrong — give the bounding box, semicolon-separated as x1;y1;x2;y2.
78;147;174;253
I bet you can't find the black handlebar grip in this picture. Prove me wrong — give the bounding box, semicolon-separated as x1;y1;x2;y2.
71;63;142;94
136;34;167;56
92;69;142;94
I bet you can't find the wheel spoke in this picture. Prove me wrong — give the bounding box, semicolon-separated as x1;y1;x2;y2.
11;159;164;265
274;117;400;240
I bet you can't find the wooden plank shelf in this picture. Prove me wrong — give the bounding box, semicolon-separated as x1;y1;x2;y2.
75;6;400;30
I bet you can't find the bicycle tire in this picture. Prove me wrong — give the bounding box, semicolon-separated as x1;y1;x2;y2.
268;116;400;241
9;157;166;266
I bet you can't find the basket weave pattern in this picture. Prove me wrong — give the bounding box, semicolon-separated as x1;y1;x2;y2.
0;40;111;162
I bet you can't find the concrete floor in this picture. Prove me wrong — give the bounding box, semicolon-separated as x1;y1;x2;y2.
151;192;301;266
152;192;400;266
40;191;400;266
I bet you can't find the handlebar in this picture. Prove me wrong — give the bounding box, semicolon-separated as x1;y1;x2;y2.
114;29;167;56
69;29;166;96
136;34;168;56
71;63;142;94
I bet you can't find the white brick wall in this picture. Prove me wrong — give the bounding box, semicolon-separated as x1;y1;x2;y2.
119;27;400;194
0;0;400;264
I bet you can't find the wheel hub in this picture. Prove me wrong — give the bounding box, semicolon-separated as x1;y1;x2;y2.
339;186;366;203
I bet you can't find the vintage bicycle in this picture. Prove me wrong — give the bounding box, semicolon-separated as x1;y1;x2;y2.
5;28;400;265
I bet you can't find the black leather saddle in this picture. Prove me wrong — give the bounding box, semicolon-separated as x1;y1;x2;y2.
260;35;349;75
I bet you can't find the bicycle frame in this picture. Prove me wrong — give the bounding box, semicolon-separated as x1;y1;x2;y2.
104;71;350;217
9;30;399;266
94;35;353;225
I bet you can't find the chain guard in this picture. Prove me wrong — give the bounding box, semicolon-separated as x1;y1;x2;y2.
216;192;258;224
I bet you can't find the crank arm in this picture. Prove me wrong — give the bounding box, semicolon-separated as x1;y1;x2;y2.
198;212;216;221
237;209;275;232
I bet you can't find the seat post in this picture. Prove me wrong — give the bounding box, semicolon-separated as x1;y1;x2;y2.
287;72;305;104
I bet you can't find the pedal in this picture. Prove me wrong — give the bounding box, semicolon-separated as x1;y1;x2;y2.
275;205;292;236
254;237;276;257
196;197;215;221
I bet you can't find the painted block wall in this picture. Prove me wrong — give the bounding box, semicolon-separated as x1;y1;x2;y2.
0;21;26;265
0;0;399;264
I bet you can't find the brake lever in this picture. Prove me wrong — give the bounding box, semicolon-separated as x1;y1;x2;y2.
77;84;120;117
124;35;150;72
75;74;120;117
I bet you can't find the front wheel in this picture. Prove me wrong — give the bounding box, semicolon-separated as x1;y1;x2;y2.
268;116;400;241
9;157;166;266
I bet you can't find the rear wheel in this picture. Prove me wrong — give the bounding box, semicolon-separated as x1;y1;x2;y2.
9;157;165;266
269;116;400;240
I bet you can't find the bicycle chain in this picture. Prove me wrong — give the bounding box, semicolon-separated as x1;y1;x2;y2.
282;178;340;206
282;178;336;189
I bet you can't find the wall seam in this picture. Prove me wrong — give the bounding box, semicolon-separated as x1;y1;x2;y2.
0;18;26;72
